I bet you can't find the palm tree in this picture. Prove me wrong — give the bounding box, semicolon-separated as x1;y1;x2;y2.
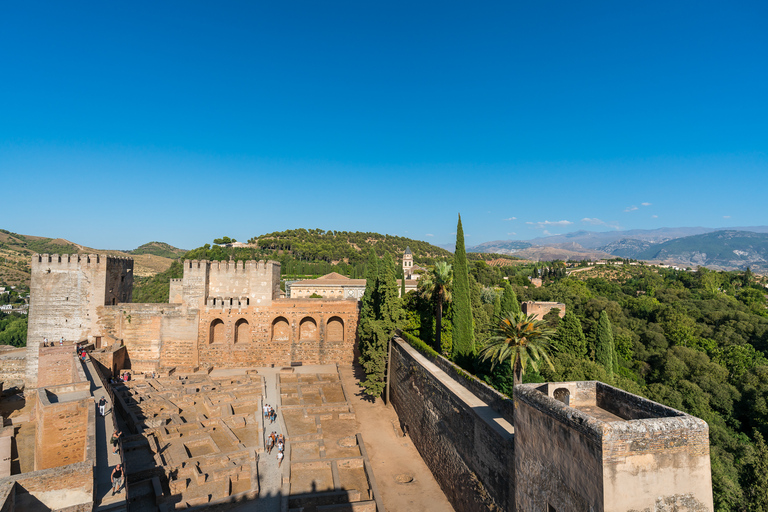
480;311;556;387
419;262;453;353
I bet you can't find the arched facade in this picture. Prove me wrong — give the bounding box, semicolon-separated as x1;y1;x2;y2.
553;387;570;406
326;317;344;343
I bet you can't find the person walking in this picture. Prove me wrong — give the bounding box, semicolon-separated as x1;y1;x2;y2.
277;450;284;467
266;433;274;454
111;431;122;454
111;463;123;495
98;396;107;417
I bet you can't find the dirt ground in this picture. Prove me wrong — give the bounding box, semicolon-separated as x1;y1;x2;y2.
339;362;455;512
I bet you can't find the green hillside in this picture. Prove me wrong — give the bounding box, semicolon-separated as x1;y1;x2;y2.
129;241;187;259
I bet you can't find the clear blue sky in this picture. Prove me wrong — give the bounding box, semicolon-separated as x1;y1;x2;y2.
2;1;766;250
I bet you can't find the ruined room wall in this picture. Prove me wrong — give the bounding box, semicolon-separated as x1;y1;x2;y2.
601;416;714;511
514;386;604;512
34;389;90;470
89;345;126;379
98;304;199;372
196;299;358;368
37;346;78;388
390;338;514;512
520;301;566;320
12;461;93;512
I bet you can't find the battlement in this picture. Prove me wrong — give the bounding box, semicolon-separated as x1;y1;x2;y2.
32;253;133;267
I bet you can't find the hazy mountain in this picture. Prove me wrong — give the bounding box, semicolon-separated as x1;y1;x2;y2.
634;230;768;271
598;239;655;259
528;227;721;249
466;240;533;254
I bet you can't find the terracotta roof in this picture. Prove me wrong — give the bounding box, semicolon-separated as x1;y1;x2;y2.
316;272;349;281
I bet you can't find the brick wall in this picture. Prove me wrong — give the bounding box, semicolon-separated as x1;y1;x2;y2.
390;338;514;512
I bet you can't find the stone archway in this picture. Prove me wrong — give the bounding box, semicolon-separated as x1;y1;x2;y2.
299;317;318;341
553;387;570;406
209;319;225;344
234;318;249;344
272;317;290;342
326;317;344;343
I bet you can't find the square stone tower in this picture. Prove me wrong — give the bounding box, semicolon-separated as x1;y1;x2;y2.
26;254;133;388
514;381;714;512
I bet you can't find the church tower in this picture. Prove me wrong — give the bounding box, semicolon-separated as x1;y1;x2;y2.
403;247;413;280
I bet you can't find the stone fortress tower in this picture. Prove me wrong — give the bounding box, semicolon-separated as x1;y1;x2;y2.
25;254;133;388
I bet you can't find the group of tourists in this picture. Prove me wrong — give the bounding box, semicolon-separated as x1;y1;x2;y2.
263;403;278;424
41;336;64;347
266;431;286;467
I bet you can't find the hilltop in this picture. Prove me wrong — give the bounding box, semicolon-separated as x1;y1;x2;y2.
0;229;177;286
128;241;187;259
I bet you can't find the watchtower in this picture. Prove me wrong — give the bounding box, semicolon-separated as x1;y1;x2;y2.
26;254;133;388
403;247;414;280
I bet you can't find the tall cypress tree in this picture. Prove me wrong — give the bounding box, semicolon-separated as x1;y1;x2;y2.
553;311;587;358
500;283;521;317
358;252;404;398
595;310;615;380
452;214;474;358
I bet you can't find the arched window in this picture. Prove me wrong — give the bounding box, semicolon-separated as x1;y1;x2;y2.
553;388;570;406
299;317;318;340
210;319;225;344
326;317;344;343
234;319;249;344
272;317;290;341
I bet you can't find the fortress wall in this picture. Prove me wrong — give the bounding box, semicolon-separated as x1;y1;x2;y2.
182;260;209;309
521;301;566;320
514;387;604;512
169;278;183;304
98;304;199;372
390;338;514;512
196;299;358;368
206;260;280;305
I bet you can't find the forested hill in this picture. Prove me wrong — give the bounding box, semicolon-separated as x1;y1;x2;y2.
129;241;186;259
248;229;451;263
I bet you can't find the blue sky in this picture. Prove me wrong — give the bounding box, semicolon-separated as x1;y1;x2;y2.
2;1;766;250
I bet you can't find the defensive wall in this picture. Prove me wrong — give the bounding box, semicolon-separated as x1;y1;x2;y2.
389;335;714;512
521;301;566;320
389;336;514;512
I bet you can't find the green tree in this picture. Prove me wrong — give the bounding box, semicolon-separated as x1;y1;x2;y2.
500;283;521;316
357;252;404;399
595;310;615;380
742;430;768;511
480;311;556;387
553;311;587;358
452;214;474;358
419;262;453;354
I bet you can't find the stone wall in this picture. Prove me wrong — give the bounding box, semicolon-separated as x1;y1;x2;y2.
89;344;127;379
390;337;514;512
514;382;714;512
0;349;25;389
11;461;93;512
520;301;566;320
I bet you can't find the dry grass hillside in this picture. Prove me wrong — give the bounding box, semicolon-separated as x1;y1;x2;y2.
0;229;175;286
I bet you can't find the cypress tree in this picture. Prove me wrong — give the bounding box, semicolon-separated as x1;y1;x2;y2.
553;311;587;358
358;252;404;398
401;272;406;298
451;214;474;358
500;283;521;316
595;310;615;380
492;293;502;320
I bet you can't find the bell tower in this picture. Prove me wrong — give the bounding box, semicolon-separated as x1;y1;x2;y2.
403;247;413;280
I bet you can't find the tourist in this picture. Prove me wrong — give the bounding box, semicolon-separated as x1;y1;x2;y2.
277;450;284;467
98;396;107;417
43;337;48;347
266;434;274;454
111;463;123;495
270;407;277;424
60;336;63;345
111;430;122;454
263;404;269;421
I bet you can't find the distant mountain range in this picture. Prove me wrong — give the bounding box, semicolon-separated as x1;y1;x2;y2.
466;226;768;272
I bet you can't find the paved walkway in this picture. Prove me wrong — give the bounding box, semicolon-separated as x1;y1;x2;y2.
80;359;127;512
